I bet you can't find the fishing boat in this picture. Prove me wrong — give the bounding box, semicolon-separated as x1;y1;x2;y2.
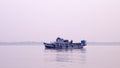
43;37;87;49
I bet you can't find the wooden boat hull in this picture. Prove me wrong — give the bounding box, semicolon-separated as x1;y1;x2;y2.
44;43;85;49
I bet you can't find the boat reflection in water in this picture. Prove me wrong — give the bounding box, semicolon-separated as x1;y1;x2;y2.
44;47;86;64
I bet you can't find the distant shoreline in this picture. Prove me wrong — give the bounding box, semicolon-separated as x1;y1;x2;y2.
0;42;43;45
0;42;120;45
88;42;120;45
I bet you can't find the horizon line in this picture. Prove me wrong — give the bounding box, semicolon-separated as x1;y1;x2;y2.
0;41;120;45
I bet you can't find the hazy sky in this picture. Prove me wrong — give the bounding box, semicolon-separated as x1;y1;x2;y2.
0;0;120;42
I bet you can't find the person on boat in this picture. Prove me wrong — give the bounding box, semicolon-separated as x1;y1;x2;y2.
56;37;63;42
56;37;60;41
70;40;73;44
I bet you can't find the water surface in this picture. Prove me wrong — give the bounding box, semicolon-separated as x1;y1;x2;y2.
0;45;120;68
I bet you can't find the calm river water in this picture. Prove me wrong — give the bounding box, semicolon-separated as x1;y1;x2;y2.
0;45;120;68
